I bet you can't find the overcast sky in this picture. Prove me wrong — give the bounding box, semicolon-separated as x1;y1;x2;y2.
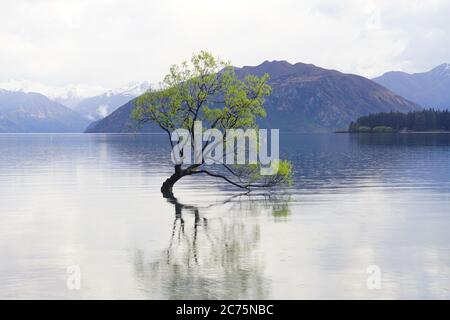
1;0;450;95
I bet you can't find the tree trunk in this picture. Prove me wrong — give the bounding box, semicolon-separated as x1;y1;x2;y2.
161;165;185;196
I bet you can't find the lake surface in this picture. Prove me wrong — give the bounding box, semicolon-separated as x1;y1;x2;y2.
0;133;450;299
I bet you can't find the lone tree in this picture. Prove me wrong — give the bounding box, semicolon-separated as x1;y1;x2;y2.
133;51;292;195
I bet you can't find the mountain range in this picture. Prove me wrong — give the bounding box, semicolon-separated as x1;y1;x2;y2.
0;89;90;133
0;82;151;133
65;81;151;121
86;61;421;133
4;61;449;133
373;63;450;109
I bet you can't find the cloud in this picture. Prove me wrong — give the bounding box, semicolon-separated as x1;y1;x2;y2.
97;104;109;118
1;0;449;92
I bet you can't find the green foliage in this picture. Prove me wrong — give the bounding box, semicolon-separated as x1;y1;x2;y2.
275;160;294;186
132;51;293;190
230;159;293;187
133;51;271;133
356;126;372;133
372;126;395;133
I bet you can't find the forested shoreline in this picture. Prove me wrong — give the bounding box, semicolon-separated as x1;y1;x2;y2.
344;109;450;133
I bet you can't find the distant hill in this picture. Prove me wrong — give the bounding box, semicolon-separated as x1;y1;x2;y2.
373;63;450;109
0;89;90;133
73;93;137;122
84;98;147;133
86;61;421;133
67;82;151;121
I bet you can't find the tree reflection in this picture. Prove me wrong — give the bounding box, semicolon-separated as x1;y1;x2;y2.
133;192;290;299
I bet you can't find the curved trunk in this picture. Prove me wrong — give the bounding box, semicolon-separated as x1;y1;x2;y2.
161;165;185;196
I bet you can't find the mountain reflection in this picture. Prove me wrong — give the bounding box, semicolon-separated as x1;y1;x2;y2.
132;192;291;299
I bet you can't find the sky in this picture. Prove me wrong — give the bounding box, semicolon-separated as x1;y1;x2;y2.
1;0;450;96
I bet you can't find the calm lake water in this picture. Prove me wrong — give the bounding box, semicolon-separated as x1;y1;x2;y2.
0;133;450;299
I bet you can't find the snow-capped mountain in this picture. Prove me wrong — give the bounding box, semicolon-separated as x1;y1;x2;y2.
52;87;89;109
0;80;105;108
71;81;152;121
104;81;152;97
0;89;90;133
373;63;450;109
0;80;152;121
